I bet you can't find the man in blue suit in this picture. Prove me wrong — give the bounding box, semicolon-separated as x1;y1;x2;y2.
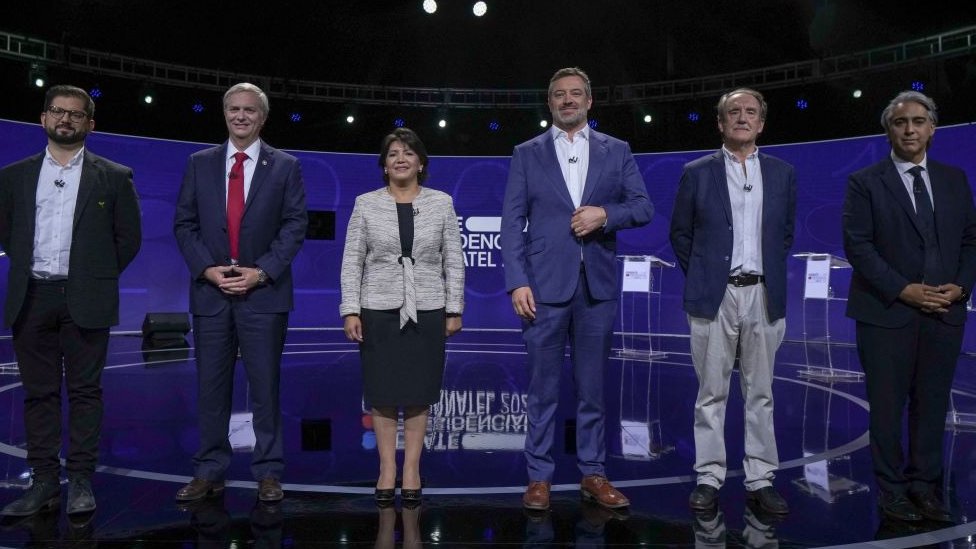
670;88;796;515
173;83;307;503
501;67;653;511
843;91;976;523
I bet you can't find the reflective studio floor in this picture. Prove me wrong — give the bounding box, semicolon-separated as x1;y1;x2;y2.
0;329;975;548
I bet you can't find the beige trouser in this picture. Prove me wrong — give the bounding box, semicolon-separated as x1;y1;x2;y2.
688;283;784;490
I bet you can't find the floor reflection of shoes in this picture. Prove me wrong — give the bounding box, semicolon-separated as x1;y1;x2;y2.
67;509;97;531
692;507;726;545
523;508;550;524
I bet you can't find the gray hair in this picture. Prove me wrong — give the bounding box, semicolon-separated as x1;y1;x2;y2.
223;82;270;116
716;88;767;121
880;91;937;131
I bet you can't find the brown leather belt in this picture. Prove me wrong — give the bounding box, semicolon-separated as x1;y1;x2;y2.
728;273;764;287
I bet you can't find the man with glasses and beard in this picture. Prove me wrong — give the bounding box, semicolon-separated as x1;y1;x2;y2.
0;85;142;518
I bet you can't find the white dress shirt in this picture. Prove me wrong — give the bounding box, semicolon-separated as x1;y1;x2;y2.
722;146;764;276
552;125;590;209
225;139;263;202
890;151;933;213
32;147;85;279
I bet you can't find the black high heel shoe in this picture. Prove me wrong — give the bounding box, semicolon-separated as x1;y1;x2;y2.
374;488;395;507
400;488;422;508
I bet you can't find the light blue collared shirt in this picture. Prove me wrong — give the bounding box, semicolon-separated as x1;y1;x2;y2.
551;125;589;209
722;145;764;276
890;151;933;213
225;139;262;202
32;147;85;279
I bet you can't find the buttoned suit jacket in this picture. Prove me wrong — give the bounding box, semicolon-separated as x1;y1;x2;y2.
0;150;142;328
843;157;976;327
173;141;307;316
669;150;797;322
501;129;653;303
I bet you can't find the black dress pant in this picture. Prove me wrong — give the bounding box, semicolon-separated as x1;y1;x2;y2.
11;279;109;482
856;314;962;497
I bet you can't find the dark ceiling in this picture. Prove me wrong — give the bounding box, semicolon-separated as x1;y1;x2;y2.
1;1;975;154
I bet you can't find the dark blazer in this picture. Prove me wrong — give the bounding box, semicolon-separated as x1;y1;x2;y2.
501;130;653;302
669;150;797;321
843;157;976;327
0;151;142;329
173;141;307;316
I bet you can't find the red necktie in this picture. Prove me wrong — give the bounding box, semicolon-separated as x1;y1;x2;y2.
227;151;248;261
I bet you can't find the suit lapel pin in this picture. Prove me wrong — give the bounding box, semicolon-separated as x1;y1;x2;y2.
98;200;106;208
262;160;268;166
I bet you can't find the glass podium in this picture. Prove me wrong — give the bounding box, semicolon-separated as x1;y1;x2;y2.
792;252;863;383
615;255;673;361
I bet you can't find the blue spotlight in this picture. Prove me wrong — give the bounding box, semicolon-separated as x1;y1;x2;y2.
89;87;102;100
796;99;809;110
587;119;598;129
191;101;205;114
688;111;700;122
911;80;925;91
394;118;405;128
290;112;302;123
488;121;500;132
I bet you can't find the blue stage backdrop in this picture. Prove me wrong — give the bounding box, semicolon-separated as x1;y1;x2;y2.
1;118;974;348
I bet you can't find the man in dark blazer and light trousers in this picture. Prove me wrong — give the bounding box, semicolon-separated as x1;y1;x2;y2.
843;90;976;523
0;85;141;517
174;83;307;503
670;88;796;515
501;67;653;512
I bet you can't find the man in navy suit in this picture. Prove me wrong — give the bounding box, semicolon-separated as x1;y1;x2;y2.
670;88;796;515
501;67;653;511
843;90;976;523
174;83;307;503
0;85;141;517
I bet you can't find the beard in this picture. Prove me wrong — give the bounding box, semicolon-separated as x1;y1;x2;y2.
45;124;88;146
552;107;587;130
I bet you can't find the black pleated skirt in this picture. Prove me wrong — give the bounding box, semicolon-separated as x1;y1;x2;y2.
359;308;446;408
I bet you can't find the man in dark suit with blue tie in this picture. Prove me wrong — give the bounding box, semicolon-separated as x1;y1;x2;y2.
0;85;141;517
173;83;307;503
670;88;796;516
501;67;654;511
843;90;976;523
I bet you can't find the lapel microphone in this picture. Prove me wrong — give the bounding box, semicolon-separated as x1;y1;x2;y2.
413;207;420;216
743;183;753;192
568;157;579;164
54;179;65;188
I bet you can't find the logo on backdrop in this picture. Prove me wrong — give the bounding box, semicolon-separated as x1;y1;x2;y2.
458;216;502;268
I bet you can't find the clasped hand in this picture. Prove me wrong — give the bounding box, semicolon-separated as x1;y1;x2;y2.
204;265;261;296
900;283;962;314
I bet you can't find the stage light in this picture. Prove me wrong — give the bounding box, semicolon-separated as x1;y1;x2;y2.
472;1;487;16
911;80;925;91
143;94;154;105
796;99;809;110
29;63;46;88
587;119;598;129
643;114;652;123
438;119;447;128
423;0;437;14
488;120;500;132
89;87;102;100
290;112;302;123
539;120;548;128
852;89;863;99
394;117;405;128
345;115;355;124
191;101;205;114
687;111;700;122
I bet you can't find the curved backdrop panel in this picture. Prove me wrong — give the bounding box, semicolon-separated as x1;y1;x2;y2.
1;119;974;348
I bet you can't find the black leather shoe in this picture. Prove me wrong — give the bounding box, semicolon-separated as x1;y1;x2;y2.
374;488;395;507
67;477;96;515
909;491;953;523
0;480;60;517
176;478;225;502
257;478;284;503
401;488;422;508
688;484;719;510
746;486;789;515
878;494;923;522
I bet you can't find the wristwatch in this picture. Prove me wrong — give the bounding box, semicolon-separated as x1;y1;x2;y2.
958;284;969;302
256;269;268;285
